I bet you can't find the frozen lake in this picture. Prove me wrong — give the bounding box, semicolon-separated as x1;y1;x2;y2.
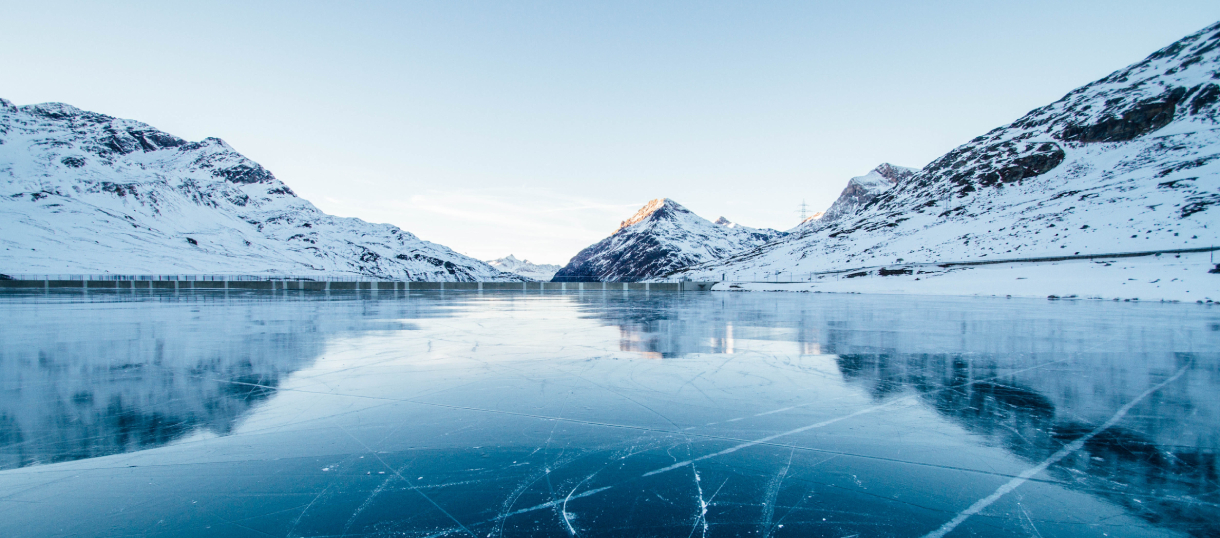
0;289;1217;537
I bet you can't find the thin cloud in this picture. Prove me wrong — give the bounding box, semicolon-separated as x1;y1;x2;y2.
317;187;649;263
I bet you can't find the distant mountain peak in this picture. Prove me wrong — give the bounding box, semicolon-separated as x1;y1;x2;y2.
872;163;917;183
617;198;687;231
25;101;87;118
555;199;785;282
486;255;561;281
815;163;918;224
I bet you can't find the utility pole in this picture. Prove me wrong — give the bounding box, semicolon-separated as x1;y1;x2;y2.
796;200;810;222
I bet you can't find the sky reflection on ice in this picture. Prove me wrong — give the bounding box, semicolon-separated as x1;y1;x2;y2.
0;289;1217;537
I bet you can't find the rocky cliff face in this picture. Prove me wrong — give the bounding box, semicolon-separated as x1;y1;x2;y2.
674;21;1220;280
552;198;784;282
0;100;518;281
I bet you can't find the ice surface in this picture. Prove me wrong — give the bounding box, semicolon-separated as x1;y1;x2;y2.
0;289;1217;537
713;250;1220;302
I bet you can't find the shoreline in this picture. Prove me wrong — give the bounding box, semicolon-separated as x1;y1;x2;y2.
712;250;1220;303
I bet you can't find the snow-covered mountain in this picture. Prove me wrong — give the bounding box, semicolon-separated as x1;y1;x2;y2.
552;198;785;282
0;100;518;281
815;163;917;224
485;254;561;281
675;22;1220;287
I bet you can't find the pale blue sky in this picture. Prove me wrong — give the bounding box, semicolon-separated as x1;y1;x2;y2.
3;1;1218;264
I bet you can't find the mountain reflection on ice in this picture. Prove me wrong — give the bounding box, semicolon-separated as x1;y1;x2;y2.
835;353;1215;538
0;299;296;468
593;294;1219;537
0;293;432;469
0;289;1216;538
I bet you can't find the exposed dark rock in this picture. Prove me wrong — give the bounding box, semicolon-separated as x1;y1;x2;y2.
100;127;139;155
101;182;138;198
403;253;462;276
980;143;1066;187
98;126;186;156
1180;194;1220;218
358;248;380;263
1190;83;1220;114
919;141;1066;192
129;129;186;151
1059;87;1186;143
878;268;912;276
1157;156;1218;177
213;163;275;185
26;102;88;120
60;156;86;168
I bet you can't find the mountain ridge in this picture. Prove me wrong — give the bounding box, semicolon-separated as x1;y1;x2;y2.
486;255;561;281
814;163;918;225
671;21;1220;284
552;198;784;282
0;99;520;281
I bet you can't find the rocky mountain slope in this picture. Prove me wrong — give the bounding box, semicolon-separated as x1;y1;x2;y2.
552;198;784;281
675;21;1220;286
486;254;561;281
0;100;518;281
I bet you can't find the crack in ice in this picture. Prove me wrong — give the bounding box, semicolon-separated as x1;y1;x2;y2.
643;358;1071;477
921;361;1192;538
